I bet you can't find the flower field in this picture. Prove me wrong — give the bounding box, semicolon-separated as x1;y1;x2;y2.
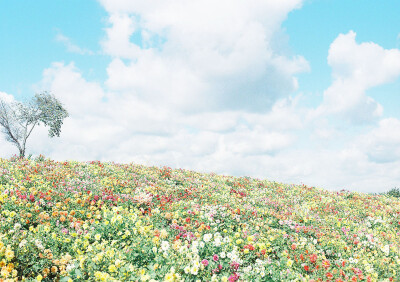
0;157;400;281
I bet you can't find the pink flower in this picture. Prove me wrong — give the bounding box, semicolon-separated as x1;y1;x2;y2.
228;273;240;282
213;254;219;262
230;261;240;271
201;259;209;266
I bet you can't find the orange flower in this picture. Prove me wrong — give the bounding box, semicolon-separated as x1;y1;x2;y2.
60;216;66;222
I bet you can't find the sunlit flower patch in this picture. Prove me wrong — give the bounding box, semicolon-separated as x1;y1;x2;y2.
0;156;399;281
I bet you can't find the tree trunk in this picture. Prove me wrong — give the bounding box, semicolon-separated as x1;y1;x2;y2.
19;148;25;158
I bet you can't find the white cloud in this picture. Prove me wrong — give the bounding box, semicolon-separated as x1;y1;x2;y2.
39;62;105;117
3;62;400;194
100;0;309;112
55;32;94;55
3;4;400;195
312;31;400;123
360;118;400;163
0;91;15;103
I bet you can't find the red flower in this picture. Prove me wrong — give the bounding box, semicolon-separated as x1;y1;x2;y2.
304;265;310;272
310;254;317;264
291;244;297;250
326;272;333;279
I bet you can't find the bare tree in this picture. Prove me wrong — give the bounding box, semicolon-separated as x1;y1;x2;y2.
0;92;68;158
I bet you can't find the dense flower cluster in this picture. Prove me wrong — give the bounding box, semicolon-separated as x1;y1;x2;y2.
0;156;400;281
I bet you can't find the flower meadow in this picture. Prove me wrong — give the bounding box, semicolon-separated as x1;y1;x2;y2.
0;156;400;282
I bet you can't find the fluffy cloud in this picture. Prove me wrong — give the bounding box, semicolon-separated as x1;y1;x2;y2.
0;91;15;103
313;31;400;123
101;0;309;112
2;3;400;194
361;118;400;163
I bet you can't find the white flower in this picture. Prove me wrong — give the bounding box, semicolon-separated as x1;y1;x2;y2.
199;242;205;248
381;245;390;256
191;266;199;275
161;241;170;251
220;252;226;258
66;263;76;271
184;266;190;274
214;237;222;247
203;233;212;242
19;239;27;248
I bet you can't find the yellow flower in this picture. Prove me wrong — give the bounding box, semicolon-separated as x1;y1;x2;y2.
152;236;160;245
160;229;168;239
108;264;117;272
36;274;43;281
5;248;14;261
287;259;293;267
236;239;243;245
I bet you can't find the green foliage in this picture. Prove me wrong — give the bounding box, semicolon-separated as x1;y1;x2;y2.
386;187;400;198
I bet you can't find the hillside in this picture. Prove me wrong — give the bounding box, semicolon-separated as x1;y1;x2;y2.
0;156;399;281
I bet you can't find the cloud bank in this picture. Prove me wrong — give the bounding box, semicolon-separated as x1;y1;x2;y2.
1;2;400;194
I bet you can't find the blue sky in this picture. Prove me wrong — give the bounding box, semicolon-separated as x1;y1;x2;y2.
1;0;399;193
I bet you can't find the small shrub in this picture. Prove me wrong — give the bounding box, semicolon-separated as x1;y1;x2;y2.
386;187;400;198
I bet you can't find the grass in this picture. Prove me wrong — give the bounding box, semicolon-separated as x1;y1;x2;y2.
0;156;399;281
